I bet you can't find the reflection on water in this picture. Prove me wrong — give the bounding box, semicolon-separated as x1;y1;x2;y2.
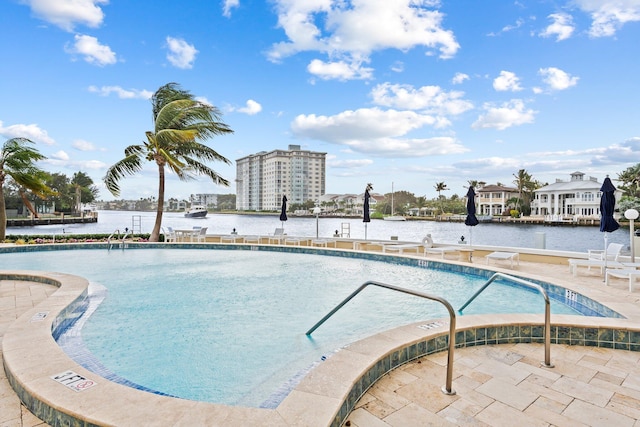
8;210;630;253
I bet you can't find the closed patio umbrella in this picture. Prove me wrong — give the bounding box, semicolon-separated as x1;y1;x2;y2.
599;177;619;276
363;183;372;239
464;186;479;259
279;195;288;230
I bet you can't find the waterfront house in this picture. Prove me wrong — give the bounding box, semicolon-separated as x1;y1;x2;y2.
530;171;621;220
476;184;520;216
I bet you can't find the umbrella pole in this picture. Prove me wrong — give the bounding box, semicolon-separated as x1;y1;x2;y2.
603;232;608;282
365;223;368;240
469;227;473;262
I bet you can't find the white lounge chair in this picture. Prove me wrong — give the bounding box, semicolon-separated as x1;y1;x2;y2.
605;268;640;291
422;235;460;259
486;251;519;268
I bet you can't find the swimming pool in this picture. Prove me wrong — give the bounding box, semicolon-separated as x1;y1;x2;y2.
1;245;610;407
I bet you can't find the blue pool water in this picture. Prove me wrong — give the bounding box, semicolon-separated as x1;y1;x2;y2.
4;247;586;406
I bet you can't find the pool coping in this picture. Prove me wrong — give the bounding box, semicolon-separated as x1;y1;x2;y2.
3;245;640;426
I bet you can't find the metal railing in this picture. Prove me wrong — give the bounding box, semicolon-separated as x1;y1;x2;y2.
306;280;457;395
459;272;554;368
107;229;130;251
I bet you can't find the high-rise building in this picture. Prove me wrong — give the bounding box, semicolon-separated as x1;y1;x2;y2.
236;145;326;211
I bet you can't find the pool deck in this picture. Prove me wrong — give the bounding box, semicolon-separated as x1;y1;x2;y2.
3;243;640;426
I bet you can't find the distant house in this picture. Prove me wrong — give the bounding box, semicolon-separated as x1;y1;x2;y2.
531;171;620;218
476;184;519;216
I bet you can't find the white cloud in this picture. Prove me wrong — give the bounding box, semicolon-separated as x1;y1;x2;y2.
290;107;469;157
575;0;640;37
23;0;107;31
472;99;537;130
236;100;262;115
329;159;374;168
268;1;459;80
165;36;198;69
72;139;103;151
222;0;240;17
0;120;55;145
307;59;374;81
65;34;117;66
51;150;69;160
370;83;473;116
493;71;523;92
538;67;579;91
487;18;524;36
452;72;469;84
88;85;153;99
539;13;575;41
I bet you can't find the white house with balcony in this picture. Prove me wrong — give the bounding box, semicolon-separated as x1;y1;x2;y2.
531;172;621;220
477;184;520;216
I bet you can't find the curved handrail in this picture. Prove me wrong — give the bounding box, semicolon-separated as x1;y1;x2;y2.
107;229;129;251
459;272;554;368
306;280;457;395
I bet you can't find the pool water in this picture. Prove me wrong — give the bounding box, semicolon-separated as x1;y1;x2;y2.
4;248;580;407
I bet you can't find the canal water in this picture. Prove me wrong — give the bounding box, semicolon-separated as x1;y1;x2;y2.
7;210;633;254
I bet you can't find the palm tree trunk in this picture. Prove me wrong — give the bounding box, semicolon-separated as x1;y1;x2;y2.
18;188;39;218
150;163;165;242
0;184;7;241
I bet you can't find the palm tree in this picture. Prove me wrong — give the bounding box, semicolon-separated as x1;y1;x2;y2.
104;83;233;241
513;169;537;215
434;181;449;214
0;138;50;240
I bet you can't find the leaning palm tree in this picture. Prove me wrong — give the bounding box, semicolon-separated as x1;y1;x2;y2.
0;138;51;241
104;83;233;241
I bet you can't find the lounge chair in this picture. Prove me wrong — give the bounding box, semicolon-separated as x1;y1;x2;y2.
422;235;460;259
485;251;520;268
570;243;625;275
605;268;640;291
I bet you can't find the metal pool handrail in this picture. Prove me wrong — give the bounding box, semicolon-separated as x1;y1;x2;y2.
305;280;457;395
458;272;554;368
107;229;130;251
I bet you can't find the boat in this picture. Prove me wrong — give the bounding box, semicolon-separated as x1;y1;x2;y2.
184;205;208;218
383;182;406;221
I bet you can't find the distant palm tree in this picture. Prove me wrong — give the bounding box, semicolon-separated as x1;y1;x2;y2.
104;83;233;241
434;181;449;214
0;138;51;240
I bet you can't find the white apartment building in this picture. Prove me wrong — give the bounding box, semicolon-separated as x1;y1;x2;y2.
236;145;326;211
190;194;218;207
531;171;621;217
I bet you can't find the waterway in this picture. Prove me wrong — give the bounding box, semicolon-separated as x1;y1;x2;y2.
6;210;633;253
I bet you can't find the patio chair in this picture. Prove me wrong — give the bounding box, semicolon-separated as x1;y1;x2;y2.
269;228;285;244
588;242;624;262
194;227;208;243
163;227;177;243
587;242;624;272
421;234;460;259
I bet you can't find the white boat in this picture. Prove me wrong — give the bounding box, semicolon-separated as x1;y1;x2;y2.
384;182;406;221
184;205;208;218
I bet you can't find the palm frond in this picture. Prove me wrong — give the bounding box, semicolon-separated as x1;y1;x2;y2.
181;157;230;186
103;154;143;196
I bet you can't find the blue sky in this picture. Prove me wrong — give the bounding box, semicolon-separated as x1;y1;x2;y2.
1;0;639;202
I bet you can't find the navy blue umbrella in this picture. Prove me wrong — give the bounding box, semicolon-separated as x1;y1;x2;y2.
599;177;619;233
599;177;619;277
464;186;479;254
464;187;479;227
279;195;288;228
363;184;372;239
